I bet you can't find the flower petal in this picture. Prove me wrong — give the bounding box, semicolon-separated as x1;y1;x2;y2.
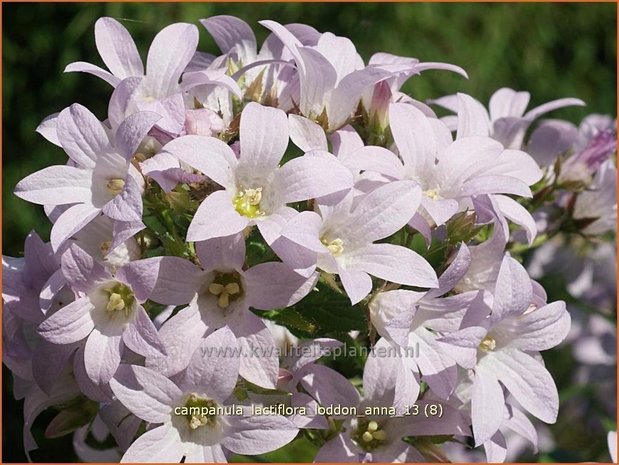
110;364;181;424
240;102;289;170
57;103;111;169
38;297;95;344
14;165;93;206
245;262;317;310
347;243;437;288
95;17;144;79
120;424;183;463
222;414;298;455
84;329;123;384
187;190;249;242
472;364;505;446
146;22;199;97
181;326;239;401
161;135;236;188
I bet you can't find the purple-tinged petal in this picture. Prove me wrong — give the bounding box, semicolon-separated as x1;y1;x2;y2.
149;257;202;306
278;152;353;203
410;328;457;399
347;180;422;243
245;262;318;309
38;297;95;344
484;431;508;463
51;204;101;252
489;88;530;120
61;243;110;292
472;364;504;446
460;174;531;198
184;444;227;463
123;305;166;358
200;15;257;61
492;256;533;320
222;414;298;455
161;135;236;188
57;103;111;169
240;102;289;170
427;243;470;298
524;97;586;120
84;329;123;384
102;174;143;222
146;305;207;377
108;76;142;129
32;340;79;395
338;145;404;179
330;124;364;156
510;301;570;351
181;326;239;401
484;349;559;423
116;257;162;302
95;17;144;79
187;190;249;242
314;433;360;462
299;364;360;414
195;233;245;272
339;269;372;305
504;404;538;452
455;93;491;138
115;111;161;160
14;165;93;206
64;61;120;87
234;313;279;389
288;114;328;152
36;113;61;146
389;102;436;172
280;210;324;252
146;23;199;97
110;364;181;423
494;194;537;245
121;424;183;463
347;243;437;288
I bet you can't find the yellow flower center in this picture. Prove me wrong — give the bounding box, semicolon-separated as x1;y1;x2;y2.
354;420;387;451
479;335;497;352
233;187;264;218
207;272;243;309
321;237;344;256
423;188;441;201
106;178;125;196
184;393;218;430
104;283;134;318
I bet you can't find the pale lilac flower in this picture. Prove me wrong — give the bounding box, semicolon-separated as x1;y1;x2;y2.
370;244;490;400
259;20;406;131
38;244;165;385
315;338;469;462
14;104;160;250
110;327;299;462
431;87;585;149
146;233;317;388
573;160;617;235
441;256;570;445
161;101;353;243
281;180;438;304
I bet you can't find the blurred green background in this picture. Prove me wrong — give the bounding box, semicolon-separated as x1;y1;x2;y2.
2;2;616;462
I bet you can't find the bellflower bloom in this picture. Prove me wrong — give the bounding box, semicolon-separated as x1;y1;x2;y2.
14;104;159;250
161;101;353;243
38;245;166;384
281;180;438;304
147;233;317;388
110;327;298;462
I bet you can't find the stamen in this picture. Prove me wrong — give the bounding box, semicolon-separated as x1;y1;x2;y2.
106;178;125;196
423;188;440;201
479;335;497;352
234;187;264;218
322;237;344;256
207;272;243;309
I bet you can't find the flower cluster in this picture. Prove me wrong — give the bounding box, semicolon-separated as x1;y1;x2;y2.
4;15;616;463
